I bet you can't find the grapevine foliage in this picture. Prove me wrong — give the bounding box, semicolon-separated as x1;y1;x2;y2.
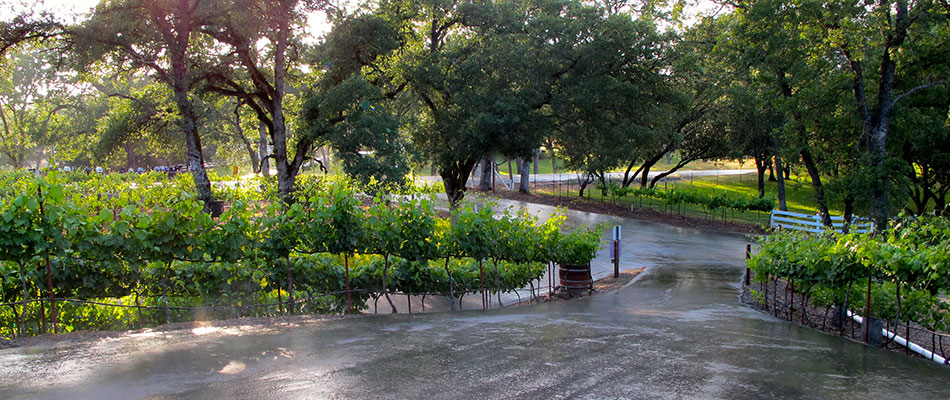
749;218;950;332
0;171;603;337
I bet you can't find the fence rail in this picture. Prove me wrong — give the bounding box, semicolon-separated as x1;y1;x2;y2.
769;210;873;233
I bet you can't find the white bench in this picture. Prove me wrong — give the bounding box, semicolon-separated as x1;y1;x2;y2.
769;210;873;234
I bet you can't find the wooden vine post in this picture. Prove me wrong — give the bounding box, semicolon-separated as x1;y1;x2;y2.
745;244;751;285
344;254;351;313
37;185;58;334
865;277;872;344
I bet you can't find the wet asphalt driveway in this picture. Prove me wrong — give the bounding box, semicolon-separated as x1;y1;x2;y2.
1;201;947;399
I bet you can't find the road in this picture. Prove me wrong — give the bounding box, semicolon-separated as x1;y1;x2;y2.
1;200;946;399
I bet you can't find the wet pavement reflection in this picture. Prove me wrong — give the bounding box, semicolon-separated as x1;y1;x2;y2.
1;200;947;399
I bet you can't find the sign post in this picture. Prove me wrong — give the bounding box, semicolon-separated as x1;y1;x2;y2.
611;226;621;278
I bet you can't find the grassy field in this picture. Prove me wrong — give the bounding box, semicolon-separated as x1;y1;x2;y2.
493;155;755;178
222;150;759;179
679;173;840;215
533;172;840;227
215;152;845;227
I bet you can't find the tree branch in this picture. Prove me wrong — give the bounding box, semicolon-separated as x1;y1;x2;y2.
893;80;949;104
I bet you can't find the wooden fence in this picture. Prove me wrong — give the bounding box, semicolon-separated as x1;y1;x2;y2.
769;210;873;234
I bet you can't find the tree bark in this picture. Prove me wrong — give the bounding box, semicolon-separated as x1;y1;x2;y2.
519;158;530;193
840;0;912;231
578;173;594;197
638;142;676;188
441;158;477;208
271;12;294;202
773;155;787;211
155;0;212;204
258;121;269;176
243;136;259;174
755;155;768;198
800;147;833;227
478;152;493;190
214;0;311;203
320;147;330;170
233;104;259;173
867;124;890;230
843;194;855;233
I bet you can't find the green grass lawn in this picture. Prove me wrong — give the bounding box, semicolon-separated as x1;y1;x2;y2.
494;155;565;176
214;151;868;225
677;173;842;215
534;172;843;227
494;156;758;177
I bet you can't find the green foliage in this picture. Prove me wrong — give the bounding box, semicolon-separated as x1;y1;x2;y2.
555;227;603;266
604;183;776;214
0;171;600;337
749;216;950;330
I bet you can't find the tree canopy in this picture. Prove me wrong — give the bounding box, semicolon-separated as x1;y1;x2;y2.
0;0;946;221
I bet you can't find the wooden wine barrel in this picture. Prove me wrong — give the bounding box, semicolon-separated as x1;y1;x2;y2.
558;263;592;292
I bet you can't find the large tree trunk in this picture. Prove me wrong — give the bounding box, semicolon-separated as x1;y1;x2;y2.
843;194;855;233
258;121;269;176
867;123;890;231
800;147;833;227
774;155;787;211
179;101;212;204
243;133;259;174
233;104;259;173
271;31;293;202
170;57;211;204
441;158;477;208
841;0;912;232
123;141;138;170
224;1;312;203
146;0;212;204
755;155;768;198
0;111;24;169
478;152;493;190
620;160;644;188
519;158;530;193
578;173;594;197
320;147;330;170
638;142;675;188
